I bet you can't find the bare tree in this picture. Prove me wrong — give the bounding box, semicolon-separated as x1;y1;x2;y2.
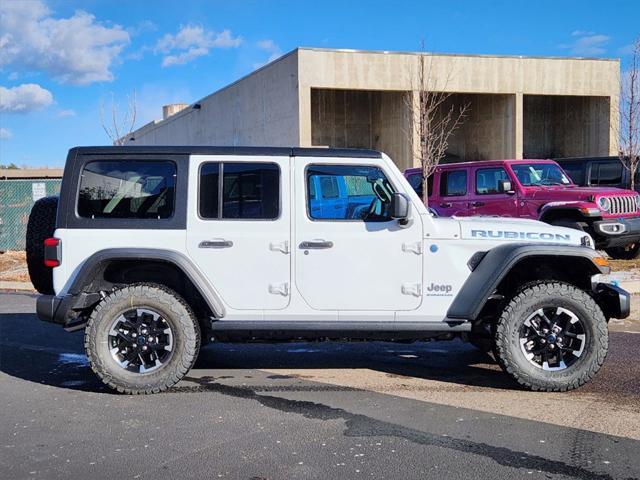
619;36;640;190
405;47;469;206
100;90;137;145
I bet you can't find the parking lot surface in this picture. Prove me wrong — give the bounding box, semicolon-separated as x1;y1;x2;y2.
1;292;639;479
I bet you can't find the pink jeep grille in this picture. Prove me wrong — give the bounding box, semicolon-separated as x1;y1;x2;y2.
609;195;638;215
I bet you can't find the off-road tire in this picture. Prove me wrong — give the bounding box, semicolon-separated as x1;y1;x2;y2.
605;242;640;260
495;281;608;392
85;283;200;394
25;196;58;294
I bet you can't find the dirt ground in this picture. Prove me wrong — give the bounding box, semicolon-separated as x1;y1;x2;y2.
0;251;29;283
608;258;640;271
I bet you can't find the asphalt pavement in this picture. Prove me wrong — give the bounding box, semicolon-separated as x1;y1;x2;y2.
1;292;639;480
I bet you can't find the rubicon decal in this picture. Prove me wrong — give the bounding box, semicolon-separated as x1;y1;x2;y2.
471;230;572;242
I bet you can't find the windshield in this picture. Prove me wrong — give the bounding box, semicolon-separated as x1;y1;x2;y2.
511;163;572;186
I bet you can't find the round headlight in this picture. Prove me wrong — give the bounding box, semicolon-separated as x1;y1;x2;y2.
597;197;611;212
635;195;640;211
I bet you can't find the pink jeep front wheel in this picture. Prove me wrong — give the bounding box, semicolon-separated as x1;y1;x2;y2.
605;242;640;260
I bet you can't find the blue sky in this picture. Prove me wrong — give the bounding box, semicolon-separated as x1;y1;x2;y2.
0;0;638;167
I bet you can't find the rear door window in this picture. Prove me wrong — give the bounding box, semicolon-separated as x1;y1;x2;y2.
440;170;467;196
77;161;176;219
199;162;280;220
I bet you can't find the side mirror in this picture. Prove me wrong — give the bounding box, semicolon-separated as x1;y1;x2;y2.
498;179;515;194
391;192;411;220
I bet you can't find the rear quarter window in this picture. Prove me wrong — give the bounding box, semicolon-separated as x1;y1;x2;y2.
77;161;176;219
590;162;623;186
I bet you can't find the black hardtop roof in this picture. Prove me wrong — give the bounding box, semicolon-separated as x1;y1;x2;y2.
69;146;382;158
554;156;620;163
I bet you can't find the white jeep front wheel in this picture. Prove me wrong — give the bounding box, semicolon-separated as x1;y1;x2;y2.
495;282;608;392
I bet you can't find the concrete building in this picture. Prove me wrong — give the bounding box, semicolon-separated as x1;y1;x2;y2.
125;48;620;171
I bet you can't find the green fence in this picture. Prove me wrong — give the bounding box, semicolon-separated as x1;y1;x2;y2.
0;179;61;251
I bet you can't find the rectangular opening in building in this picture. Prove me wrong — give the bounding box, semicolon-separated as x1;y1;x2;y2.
523;95;610;159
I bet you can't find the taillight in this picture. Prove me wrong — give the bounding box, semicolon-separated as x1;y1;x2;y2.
44;237;61;267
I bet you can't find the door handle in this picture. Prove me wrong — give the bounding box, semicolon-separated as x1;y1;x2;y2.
470;201;485;207
299;240;333;249
440;202;452;208
199;239;233;249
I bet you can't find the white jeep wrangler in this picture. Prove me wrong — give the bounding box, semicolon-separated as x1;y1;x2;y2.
29;146;629;394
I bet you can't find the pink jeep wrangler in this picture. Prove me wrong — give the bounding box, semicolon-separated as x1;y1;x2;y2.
405;159;640;259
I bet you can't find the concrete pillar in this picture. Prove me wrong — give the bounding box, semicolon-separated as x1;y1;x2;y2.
609;93;619;155
515;92;524;159
299;86;312;146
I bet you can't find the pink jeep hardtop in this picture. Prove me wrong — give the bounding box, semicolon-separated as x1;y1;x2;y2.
405;159;640;259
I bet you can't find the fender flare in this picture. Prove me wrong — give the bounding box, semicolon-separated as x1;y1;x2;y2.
66;248;226;318
538;201;593;222
447;243;607;321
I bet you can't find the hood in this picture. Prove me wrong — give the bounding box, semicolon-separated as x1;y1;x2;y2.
526;185;636;201
456;215;587;246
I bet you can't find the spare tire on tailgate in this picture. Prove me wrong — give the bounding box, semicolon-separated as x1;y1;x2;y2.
26;196;58;294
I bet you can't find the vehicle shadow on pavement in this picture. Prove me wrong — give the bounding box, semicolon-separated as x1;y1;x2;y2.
0;313;108;393
192;340;519;391
0;310;518;393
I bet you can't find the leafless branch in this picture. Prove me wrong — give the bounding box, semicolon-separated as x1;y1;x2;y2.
619;36;640;190
99;89;138;145
404;44;469;206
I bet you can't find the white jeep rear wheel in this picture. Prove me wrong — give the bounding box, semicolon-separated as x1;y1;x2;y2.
84;283;200;394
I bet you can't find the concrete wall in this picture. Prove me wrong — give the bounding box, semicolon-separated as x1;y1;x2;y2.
310;89;412;170
523;95;610;158
124;51;301;147
297;48;620;157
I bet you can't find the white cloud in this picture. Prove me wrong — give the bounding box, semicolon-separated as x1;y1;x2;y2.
254;39;283;69
0;83;54;113
559;32;610;56
619;43;637;56
155;25;241;67
571;30;595;37
0;0;130;85
57;108;76;117
0;128;12;140
127;20;158;37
